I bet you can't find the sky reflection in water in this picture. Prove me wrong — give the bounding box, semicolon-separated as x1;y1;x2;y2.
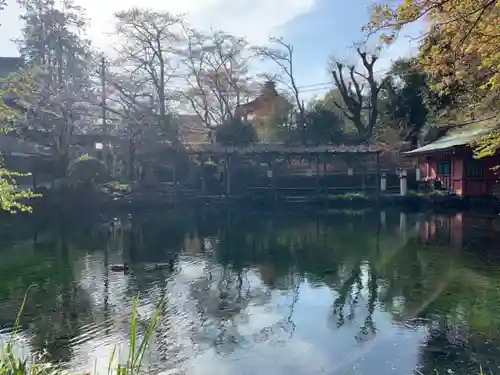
1;209;500;375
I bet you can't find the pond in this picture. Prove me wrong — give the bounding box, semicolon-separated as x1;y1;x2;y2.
1;207;500;375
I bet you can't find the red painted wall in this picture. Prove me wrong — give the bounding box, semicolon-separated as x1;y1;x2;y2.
416;148;500;196
463;153;500;196
451;158;464;195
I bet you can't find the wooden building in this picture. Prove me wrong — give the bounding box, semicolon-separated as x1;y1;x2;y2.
186;143;383;197
177;114;210;145
405;119;500;196
234;81;292;140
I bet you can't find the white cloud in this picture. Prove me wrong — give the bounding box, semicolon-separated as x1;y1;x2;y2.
1;0;318;56
83;0;318;51
0;2;23;56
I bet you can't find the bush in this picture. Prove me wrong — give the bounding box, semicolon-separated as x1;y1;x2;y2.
67;154;108;187
215;119;258;146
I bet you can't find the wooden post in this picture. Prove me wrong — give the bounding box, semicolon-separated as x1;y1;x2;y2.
269;157;276;202
323;154;328;201
201;160;206;195
381;172;387;193
376;152;381;199
380;210;386;229
315;155;320;197
225;154;231;196
400;169;408;196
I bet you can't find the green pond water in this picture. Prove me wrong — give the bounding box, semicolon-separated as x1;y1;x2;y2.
1;208;500;375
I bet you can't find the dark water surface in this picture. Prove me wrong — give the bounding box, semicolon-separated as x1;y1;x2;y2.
2;208;500;374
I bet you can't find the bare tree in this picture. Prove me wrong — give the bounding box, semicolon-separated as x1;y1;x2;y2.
253;37;306;138
179;28;257;130
10;0;97;175
113;7;184;139
330;48;387;141
0;0;6;18
103;66;173;180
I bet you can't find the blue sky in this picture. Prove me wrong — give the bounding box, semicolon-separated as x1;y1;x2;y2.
0;0;423;101
280;0;423;99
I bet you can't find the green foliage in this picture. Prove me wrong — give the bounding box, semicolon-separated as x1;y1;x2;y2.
0;287;58;375
303;102;346;144
407;190;445;198
215;119;258;146
0;167;40;214
378;58;429;146
329;192;368;200
1;289;163;375
261;100;346;144
115;296;163;375
365;0;500;158
0;71;40;214
67;154;109;186
474;128;500;159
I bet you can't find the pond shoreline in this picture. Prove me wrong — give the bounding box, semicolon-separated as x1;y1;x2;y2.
13;189;496;223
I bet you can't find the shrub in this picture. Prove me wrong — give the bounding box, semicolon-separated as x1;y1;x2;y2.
215;119;258;146
67;154;108;187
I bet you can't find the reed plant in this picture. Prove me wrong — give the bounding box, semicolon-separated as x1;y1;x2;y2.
1;286;163;375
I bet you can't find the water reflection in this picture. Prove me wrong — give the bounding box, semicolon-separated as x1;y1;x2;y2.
1;209;500;374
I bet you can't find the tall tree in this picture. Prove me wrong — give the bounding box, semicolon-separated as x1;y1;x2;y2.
364;0;500;156
15;0;95;175
378;58;429;146
364;0;500;94
304;101;346;144
253;37;307;140
113;7;184;142
214;118;258;147
103;67;175;181
180;29;256;132
330;48;387;141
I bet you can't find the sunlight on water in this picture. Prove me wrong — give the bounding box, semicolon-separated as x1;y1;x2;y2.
1;209;500;374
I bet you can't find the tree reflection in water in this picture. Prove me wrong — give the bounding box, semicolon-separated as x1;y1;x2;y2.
2;208;500;374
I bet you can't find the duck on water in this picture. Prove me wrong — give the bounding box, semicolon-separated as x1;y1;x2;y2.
109;259;175;273
110;263;129;272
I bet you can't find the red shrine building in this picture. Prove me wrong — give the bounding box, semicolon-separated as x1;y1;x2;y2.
405;119;500;197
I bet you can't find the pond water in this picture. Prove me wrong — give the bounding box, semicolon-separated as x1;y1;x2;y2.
1;208;500;375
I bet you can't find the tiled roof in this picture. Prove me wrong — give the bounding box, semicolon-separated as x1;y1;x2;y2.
0;135;51;156
404;118;499;156
186;143;381;154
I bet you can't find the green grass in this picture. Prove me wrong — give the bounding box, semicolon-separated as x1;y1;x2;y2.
328;192;369;200
1;286;163;375
406;189;447;197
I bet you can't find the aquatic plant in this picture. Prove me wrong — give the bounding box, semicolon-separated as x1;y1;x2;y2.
1;287;163;375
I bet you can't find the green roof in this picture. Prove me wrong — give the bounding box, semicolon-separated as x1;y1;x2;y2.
405;118;499;156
